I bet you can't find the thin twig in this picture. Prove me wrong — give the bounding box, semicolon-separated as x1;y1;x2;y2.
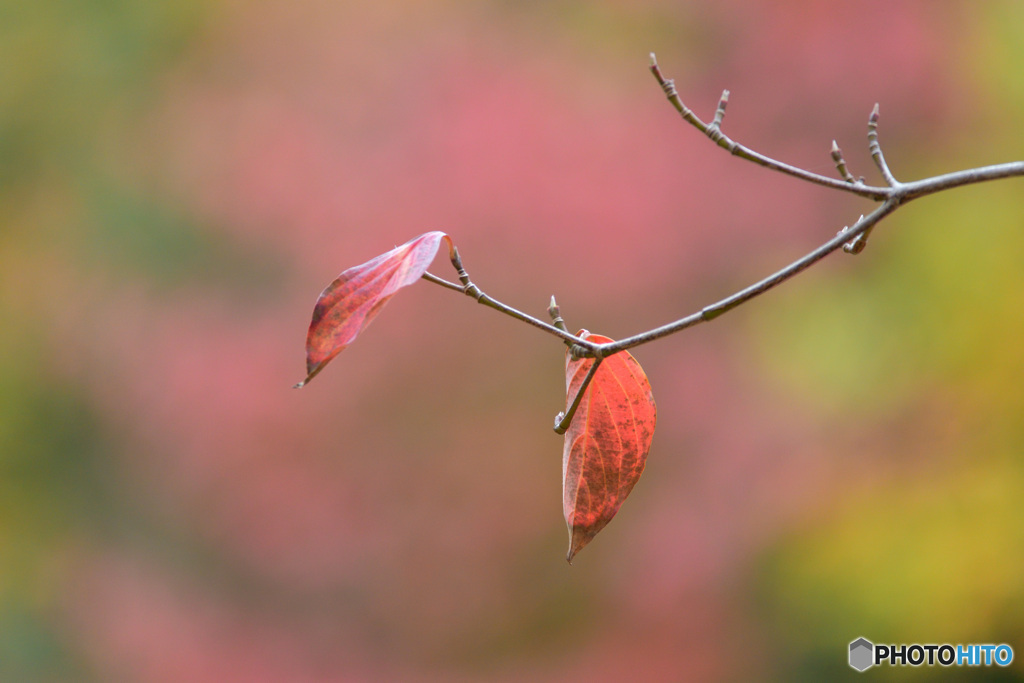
599;201;900;355
830;140;857;184
649;53;892;201
648;54;1024;202
554;356;603;434
421;271;463;292
867;104;900;187
548;295;569;334
421;58;1023;379
711;89;729;129
422;249;595;350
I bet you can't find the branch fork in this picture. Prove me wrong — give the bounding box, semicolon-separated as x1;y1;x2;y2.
413;54;1024;432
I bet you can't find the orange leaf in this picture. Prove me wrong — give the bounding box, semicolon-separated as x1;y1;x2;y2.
297;231;451;387
562;330;657;562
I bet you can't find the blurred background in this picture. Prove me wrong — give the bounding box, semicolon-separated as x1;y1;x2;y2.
2;0;1023;680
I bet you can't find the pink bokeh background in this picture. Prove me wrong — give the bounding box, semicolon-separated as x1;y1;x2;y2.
4;1;1022;681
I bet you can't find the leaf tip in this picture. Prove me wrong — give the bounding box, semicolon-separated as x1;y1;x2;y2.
566;527;596;564
566;535;584;563
296;359;329;389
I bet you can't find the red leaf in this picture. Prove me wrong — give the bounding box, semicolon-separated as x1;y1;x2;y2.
296;231;452;387
562;330;656;562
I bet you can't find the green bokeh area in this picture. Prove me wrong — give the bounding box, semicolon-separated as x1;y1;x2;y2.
0;0;207;185
748;4;1024;679
0;307;111;682
1;1;214;679
79;176;287;293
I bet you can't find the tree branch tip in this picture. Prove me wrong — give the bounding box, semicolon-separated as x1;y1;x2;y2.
553;411;568;434
830;140;858;183
548;295;569;332
649;57;664;80
648;54;677;100
713;89;730;126
649;52;657;66
870;103;880;123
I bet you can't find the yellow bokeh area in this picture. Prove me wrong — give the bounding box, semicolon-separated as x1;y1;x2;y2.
749;3;1024;678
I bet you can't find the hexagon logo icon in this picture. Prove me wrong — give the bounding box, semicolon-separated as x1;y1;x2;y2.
849;637;874;672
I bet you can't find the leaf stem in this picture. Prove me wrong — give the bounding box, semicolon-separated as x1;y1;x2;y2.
421;271;463;292
554;356;603;434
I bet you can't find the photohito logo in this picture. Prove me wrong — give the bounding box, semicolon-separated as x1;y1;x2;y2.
849;637;1014;672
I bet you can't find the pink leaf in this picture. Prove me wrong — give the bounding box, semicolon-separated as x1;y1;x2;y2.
297;231;451;386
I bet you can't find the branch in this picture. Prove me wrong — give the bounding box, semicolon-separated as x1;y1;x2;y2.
417;56;1023;370
300;53;1024;560
648;54;892;201
599;202;899;355
902;162;1024;199
420;253;598;352
647;53;1024;204
867;103;900;187
582;55;1024;359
